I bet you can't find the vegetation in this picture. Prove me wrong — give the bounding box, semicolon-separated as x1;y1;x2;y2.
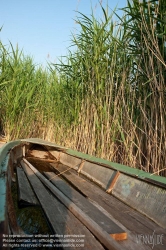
0;0;166;176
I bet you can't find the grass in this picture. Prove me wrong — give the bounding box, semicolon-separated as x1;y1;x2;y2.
0;0;166;176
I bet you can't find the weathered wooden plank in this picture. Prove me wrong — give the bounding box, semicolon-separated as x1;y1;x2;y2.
23;158;124;250
77;160;86;173
26;157;57;163
79;160;115;190
145;178;166;189
7;182;23;235
50;163;166;249
60;152;82;171
106;171;120;193
27;157;56;173
27;149;56;160
112;173;166;229
11;144;23;165
45;171;127;240
21;160;105;250
16;167;38;206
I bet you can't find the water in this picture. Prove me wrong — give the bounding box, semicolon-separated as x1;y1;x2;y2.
11;175;53;249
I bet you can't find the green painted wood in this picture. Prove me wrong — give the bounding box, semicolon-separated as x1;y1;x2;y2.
21;138;67;151
19;138;166;186
0;140;21;223
2;138;166;186
0;140;21;168
0;140;21;248
65;150;166;185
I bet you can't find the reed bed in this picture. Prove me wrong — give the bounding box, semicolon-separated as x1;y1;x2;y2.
0;0;166;176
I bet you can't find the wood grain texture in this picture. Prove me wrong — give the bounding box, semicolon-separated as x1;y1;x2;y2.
50;163;166;250
17;167;38;206
21;160;105;250
22;158;124;250
44;171;127;240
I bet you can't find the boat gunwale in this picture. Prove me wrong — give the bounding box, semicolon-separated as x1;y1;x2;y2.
1;139;166;189
1;139;166;248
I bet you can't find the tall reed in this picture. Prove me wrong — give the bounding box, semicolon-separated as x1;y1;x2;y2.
0;42;58;141
121;0;166;175
53;1;166;176
0;1;165;176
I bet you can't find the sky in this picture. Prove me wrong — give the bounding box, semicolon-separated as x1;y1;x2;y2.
0;0;127;68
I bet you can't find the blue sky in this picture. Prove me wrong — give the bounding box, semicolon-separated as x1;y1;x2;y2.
0;0;127;67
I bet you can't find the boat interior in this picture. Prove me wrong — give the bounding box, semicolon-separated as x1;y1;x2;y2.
0;139;166;249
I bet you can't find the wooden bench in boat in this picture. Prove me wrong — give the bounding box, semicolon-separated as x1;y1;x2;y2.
44;171;127;240
51;151;166;229
49;162;166;250
16;167;38;206
20;160;105;250
21;159;124;250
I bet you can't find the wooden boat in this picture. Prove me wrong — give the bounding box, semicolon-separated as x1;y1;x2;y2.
0;138;166;250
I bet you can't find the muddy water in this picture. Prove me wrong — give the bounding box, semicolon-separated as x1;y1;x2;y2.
12;181;52;235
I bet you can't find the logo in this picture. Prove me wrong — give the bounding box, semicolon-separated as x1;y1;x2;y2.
136;230;164;249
